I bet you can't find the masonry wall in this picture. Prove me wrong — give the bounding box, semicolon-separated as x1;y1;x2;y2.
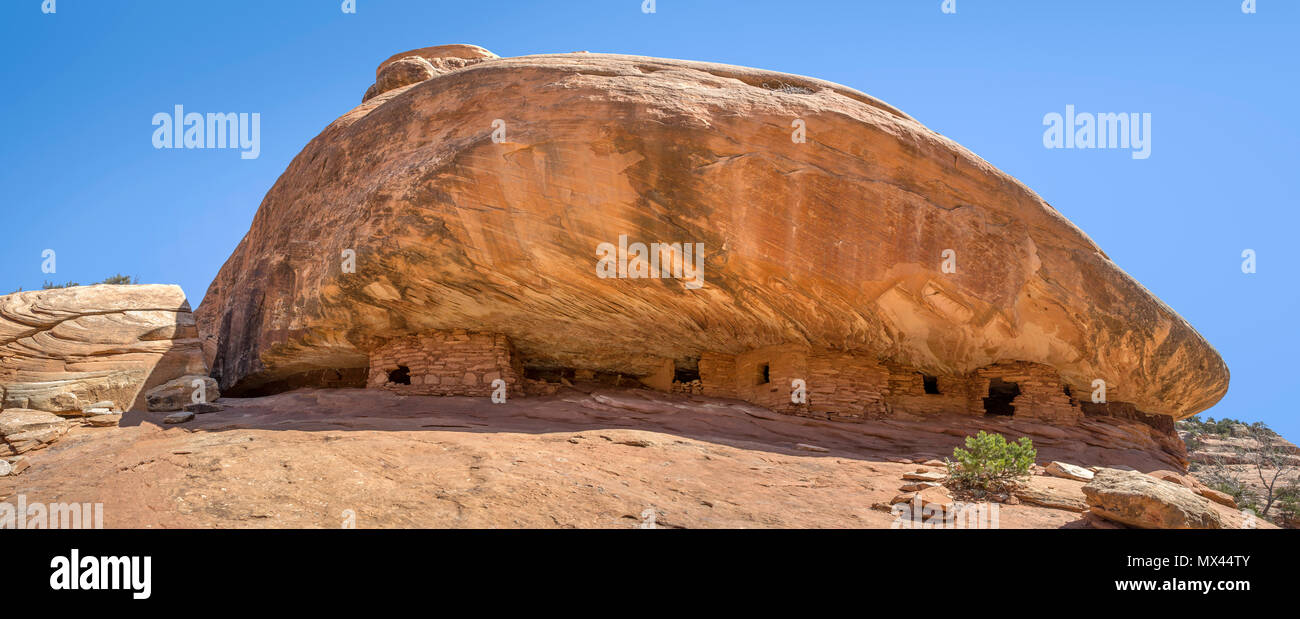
367;330;523;397
698;352;738;399
732;344;809;413
698;347;892;420
805;352;889;421
974;361;1080;424
883;363;978;417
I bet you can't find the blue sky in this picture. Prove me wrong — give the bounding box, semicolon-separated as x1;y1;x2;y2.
1;1;1296;439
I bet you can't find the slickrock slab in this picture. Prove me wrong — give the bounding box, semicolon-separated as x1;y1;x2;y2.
900;481;942;492
0;387;1218;529
196;45;1227;421
184;402;225;415
85;414;123;427
1082;468;1222;529
163;411;195;424
1013;477;1088;513
0;409;72;455
0;285;209;413
1044;461;1094;482
901;471;946;482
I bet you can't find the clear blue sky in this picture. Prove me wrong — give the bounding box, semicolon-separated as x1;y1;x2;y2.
2;1;1296;440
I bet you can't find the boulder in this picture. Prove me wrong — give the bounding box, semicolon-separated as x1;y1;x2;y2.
364;45;500;103
1045;461;1094;482
901;471;946;482
163;411;194;424
1082;468;1222;529
1199;488;1237;508
6;455;30;475
195;45;1228;423
1147;469;1237;508
145;376;219;412
371;57;437;98
899;481;942;492
1012;480;1088;513
80;400;121;417
85;413;122;427
0;409;72;456
0;284;208;413
184;402;225;414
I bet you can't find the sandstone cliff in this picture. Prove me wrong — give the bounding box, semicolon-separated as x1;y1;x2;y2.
196;45;1228;420
0;284;208;413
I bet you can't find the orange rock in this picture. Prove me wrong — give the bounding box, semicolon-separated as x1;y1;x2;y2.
196;45;1228;426
1;285;208;413
1083;469;1222;529
1198;487;1237;508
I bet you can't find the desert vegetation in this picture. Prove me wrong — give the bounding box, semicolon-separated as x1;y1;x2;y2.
944;430;1036;495
1179;415;1299;527
6;274;140;295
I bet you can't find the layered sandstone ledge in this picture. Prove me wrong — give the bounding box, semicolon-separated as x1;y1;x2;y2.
196;44;1229;424
0;285;208;413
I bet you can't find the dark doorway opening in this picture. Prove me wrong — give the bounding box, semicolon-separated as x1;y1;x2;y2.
983;378;1020;416
524;367;576;383
674;367;701;383
756;363;770;385
387;366;411;385
922;374;940;395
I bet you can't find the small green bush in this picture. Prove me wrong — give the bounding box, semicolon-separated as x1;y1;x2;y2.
36;275;138;290
99;274;138;285
945;431;1036;493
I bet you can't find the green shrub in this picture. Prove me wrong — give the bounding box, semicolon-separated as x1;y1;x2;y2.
37;275;138;290
945;431;1036;493
99;274;138;285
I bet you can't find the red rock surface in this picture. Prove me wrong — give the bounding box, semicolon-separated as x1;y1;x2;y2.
196;45;1228;421
1;387;1219;528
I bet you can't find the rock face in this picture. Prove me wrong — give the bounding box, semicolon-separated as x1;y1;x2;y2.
196;45;1228;423
145;375;219;412
1045;461;1094;482
0;408;72;456
1082;468;1222;529
1;285;209;413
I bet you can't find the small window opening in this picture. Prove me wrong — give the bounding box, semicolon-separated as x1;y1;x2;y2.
387;366;411;385
756;363;770;385
922;374;940;395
